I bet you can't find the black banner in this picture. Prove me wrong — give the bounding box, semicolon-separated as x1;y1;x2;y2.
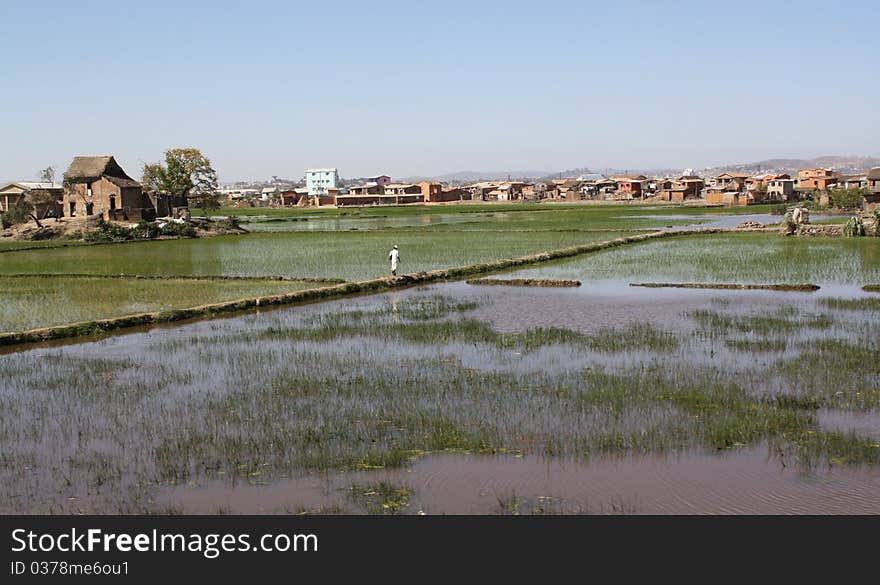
0;515;876;580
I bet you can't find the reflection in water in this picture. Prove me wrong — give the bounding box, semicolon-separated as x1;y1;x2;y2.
157;449;880;514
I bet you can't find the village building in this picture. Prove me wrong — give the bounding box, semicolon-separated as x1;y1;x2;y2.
531;182;558;199
0;181;63;217
304;168;339;196
868;168;880;192
612;175;647;199
383;183;422;196
280;187;309;206
557;181;582;201
591;178;618;199
365;175;392;187
709;172;750;189
463;182;498;201
705;187;754;207
420;181;448;202
62;156;148;220
797;168;838;191
348;182;383;196
656;176;705;202
766;177;795;201
838;175;867;190
862;168;880;207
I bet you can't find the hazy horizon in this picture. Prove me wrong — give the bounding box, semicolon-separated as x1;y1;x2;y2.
2;0;878;183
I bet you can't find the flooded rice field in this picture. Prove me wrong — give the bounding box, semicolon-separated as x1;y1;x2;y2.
156;450;880;515
618;213;847;231
1;276;878;514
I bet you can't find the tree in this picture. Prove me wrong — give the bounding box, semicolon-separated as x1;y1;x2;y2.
25;188;59;224
828;187;868;210
39;166;55;185
142;148;220;210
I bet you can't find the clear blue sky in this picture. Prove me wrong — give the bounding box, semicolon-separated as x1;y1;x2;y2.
2;0;878;182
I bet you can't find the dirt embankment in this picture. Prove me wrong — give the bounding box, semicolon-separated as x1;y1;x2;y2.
0;216;247;244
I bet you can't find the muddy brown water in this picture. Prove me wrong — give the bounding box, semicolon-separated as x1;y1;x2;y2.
156;449;880;515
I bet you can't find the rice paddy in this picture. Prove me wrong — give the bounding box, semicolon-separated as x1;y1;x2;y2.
1;280;878;514
0;229;632;280
501;232;880;285
1;202;878;514
0;276;318;332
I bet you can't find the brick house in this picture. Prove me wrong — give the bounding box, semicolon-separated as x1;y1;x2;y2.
613;175;647;199
766;177;795;201
709;172;750;189
657;176;704;202
797;168;838;191
62;156;148;220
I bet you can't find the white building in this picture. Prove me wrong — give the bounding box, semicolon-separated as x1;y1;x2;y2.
305;168;339;196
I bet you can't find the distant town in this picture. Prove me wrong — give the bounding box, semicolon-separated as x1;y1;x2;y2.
217;164;880;210
2;156;880;228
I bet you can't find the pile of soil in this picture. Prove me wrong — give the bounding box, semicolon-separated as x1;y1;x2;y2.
736;220;765;230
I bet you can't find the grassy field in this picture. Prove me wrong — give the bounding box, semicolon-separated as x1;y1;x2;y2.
0;230;633;281
200;202;784;232
0;276;317;332
501;232;880;285
0;202;873;336
1;290;877;513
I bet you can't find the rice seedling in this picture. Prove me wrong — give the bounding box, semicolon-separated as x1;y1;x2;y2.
631;282;819;292
724;338;788;352
347;482;411;515
688;308;834;337
0;230;633;281
502;233;880;285
466;278;581;287
819;297;880;311
0;276;317;333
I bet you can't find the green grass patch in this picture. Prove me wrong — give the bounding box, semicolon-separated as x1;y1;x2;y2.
0;276;317;332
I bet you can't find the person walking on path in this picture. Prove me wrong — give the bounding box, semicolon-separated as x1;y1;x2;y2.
388;244;400;276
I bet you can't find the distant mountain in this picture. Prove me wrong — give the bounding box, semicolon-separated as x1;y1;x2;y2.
703;155;880;176
400;170;553;184
535;167;685;182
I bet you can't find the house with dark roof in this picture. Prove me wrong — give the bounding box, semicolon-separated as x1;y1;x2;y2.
62;156;147;220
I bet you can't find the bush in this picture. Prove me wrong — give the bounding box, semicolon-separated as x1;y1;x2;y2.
131;220;161;239
1;200;34;227
159;221;197;238
215;216;241;230
84;220;134;243
828;188;867;210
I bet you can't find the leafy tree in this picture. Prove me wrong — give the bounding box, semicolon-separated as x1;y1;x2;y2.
828;187;869;210
25;188;59;223
142;148;220;209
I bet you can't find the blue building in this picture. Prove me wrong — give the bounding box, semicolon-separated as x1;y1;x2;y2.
304;168;339;196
